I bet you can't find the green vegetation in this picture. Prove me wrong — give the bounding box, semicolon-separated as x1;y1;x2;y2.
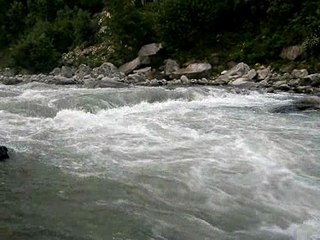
0;0;320;72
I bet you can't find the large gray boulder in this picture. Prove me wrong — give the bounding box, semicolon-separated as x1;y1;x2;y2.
119;43;162;75
119;57;142;75
172;63;212;79
225;62;250;77
93;62;123;78
138;43;162;57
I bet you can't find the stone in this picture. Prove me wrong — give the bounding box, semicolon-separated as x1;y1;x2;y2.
280;45;303;60
257;66;271;80
52;76;77;85
273;80;287;88
282;72;292;80
61;66;74;78
278;84;291;91
149;79;159;86
198;78;209;85
126;73;146;83
134;67;154;79
180;75;190;85
288;79;301;87
75;64;92;79
119;57;141;75
1;77;23;85
258;80;269;87
246;69;257;80
0;146;9;161
138;43;162;57
215;75;230;85
50;67;61;76
225;62;250;77
291;69;308;79
98;62;122;78
173;63;212;79
266;87;274;93
133;67;152;75
271;96;320;113
230;77;250;86
88;77;129;88
303;74;320;87
164;59;180;76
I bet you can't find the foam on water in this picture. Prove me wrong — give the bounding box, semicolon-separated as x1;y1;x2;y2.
1;84;320;239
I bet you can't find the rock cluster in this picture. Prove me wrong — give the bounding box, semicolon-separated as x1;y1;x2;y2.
0;43;319;94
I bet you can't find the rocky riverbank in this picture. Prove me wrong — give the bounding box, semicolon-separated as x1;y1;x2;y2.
1;61;319;95
0;43;319;94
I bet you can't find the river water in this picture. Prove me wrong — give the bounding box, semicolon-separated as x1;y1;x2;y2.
0;83;320;240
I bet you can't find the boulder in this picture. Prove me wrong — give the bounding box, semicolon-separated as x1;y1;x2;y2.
271;96;320;113
0;146;9;161
230;77;250;86
303;74;320;87
126;73;146;83
172;63;212;79
120;43;163;75
1;77;23;85
258;79;269;87
75;64;92;79
99;62;123;78
180;75;190;85
280;45;303;60
246;69;257;80
225;62;250;77
291;69;308;79
119;57;142;75
133;66;153;79
257;66;272;80
138;43;162;57
88;77;129;88
164;59;180;76
50;67;61;76
61;66;74;78
198;78;209;85
51;76;77;85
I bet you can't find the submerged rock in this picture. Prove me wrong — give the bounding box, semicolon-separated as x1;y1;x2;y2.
0;146;9;161
271;96;320;113
86;77;129;88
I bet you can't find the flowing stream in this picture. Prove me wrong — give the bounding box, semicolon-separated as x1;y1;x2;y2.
1;83;320;240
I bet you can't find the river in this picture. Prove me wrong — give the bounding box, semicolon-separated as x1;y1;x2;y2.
1;83;320;240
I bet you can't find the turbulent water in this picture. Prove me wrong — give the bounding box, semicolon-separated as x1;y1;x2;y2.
1;83;320;240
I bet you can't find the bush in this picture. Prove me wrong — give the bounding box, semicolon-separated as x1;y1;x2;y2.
10;22;59;72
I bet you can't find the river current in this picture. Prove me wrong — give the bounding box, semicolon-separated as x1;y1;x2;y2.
1;83;320;240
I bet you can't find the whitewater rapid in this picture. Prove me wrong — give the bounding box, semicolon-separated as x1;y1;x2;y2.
1;83;320;240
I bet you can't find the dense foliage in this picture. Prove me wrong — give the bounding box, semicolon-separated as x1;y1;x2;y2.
0;0;320;72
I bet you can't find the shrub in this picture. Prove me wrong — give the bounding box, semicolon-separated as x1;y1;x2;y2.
10;22;59;72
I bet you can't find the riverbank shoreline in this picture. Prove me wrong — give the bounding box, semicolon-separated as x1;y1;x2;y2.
1;61;320;96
